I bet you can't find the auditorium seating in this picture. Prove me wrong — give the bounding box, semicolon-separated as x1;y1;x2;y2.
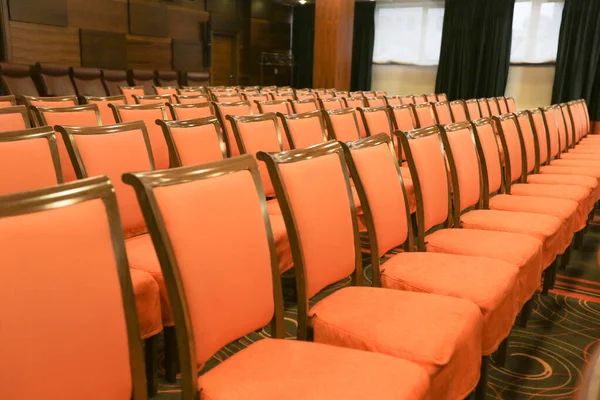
156;70;179;87
83;95;127;124
71;67;107;97
167;102;214;120
323;108;362;141
278;110;328;149
129;70;156;94
102;69;129;96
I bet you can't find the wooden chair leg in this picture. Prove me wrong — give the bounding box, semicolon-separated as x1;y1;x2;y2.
145;335;158;397
474;356;489;400
164;326;178;384
518;298;533;328
542;261;556;295
494;337;509;368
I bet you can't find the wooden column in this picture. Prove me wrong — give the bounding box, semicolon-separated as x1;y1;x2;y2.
312;0;355;91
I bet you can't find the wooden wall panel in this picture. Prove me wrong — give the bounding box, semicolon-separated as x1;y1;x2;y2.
313;0;355;90
68;0;128;33
8;0;68;26
167;4;209;40
173;39;205;72
206;0;237;14
127;35;172;70
10;22;80;66
81;30;127;70
129;0;168;38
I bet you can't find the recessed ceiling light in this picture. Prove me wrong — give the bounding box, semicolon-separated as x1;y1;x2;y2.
299;0;307;4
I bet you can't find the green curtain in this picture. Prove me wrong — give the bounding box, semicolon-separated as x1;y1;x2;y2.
552;0;600;120
292;4;315;89
350;2;376;91
435;0;515;101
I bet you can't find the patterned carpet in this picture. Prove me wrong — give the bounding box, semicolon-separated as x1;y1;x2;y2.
154;224;600;399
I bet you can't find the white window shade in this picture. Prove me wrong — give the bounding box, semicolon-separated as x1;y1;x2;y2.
510;0;564;63
373;2;445;66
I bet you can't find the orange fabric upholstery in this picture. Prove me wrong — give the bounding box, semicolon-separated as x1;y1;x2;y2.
478;100;491;118
117;108;170;170
472;122;503;194
392;106;416;131
259;102;291;114
344;97;366;108
434;102;453;124
291;99;318;114
170;124;225;166
366;97;385;107
487;99;500;116
215;103;252;156
130;269;163;339
446;126;481;210
176;95;209;104
171;104;213;119
465;101;481;120
0;137;58;194
497;98;508;114
199;338;430;400
121;87;145;104
322;98;344;110
0;112;28;132
154;87;177;102
284;114;326;149
327;111;361;142
363;108;392;138
86;97;126;124
498;117;524;183
450;102;467;122
414;104;436;127
27;98;77;108
309;286;482;400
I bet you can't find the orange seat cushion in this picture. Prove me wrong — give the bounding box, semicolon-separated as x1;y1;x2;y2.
527;172;600;203
425;228;543;309
309;286;482;400
199;338;430;400
460;209;565;267
381;252;518;355
266;198;282;215
562;152;600;160
267;214;293;273
130;268;163;339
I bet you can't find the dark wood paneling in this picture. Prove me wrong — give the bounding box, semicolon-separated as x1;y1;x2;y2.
68;0;128;33
211;34;236;85
127;35;172;70
167;4;209;40
81;30;127;70
206;0;236;14
10;21;80;65
129;0;168;38
251;0;271;20
8;0;68;26
172;39;205;72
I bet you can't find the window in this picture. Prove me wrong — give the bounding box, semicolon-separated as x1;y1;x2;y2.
373;1;445;66
510;0;564;63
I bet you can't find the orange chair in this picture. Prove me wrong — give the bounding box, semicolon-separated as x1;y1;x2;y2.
432;101;454;125
120;86;145;104
289;98;319;114
319;97;344;111
153;86;178;102
83;95;127;124
295;92;316;101
414;94;428;104
133;94;171;105
343;133;520;396
0;126;62;194
0;94;16;107
34;104;102;182
271;92;295;101
213;101;253;156
506;97;517;112
396;126;545;320
278;110;328;149
177;87;204;95
390;104;416;132
256;99;292;114
322;108;362;141
243;93;270;113
478;98;492;118
0;105;31;132
110;103;171;170
258;142;482;400
400;95;415;105
385;95;402;106
365;96;386;107
362;90;376;98
57;122;170;388
450;100;468;122
213;92;244;103
465;99;482;120
497;97;509;114
437;93;448;102
23;95;78;123
316;92;334;100
0;176;148;400
123;155;431;400
342;96;367;108
174;93;210;104
157;116;226;167
410;102;436;128
487;98;501;116
334;90;348;98
425;93;437;103
167;102;214;120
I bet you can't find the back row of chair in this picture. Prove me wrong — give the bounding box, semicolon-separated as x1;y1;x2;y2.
1;94;595;399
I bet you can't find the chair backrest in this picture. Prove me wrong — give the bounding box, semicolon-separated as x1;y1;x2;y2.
289;98;318;114
449;100;468;122
400;95;415;105
478;98;491;118
120;86;145;105
34;104;102;182
102;70;129;96
123;155;284;399
0;63;39;97
376;91;387;97
295;92;315;101
271;92;295;101
157;117;226;167
437;93;447;102
506;97;517;112
83;95;127;125
0;126;62;194
493;113;525;185
514;110;538;175
396;126;452;248
411;102;436;128
184;71;210;86
0;94;16;107
167;102;214;120
358;106;394;138
153;86;178;102
568;100;586;142
278;110;327;149
425;93;437;103
529;108;550;166
0;105;31;132
178;88;205;95
36;63;76;96
213;92;244;103
385;95;402;106
133;94;171;105
258;142;361;340
174;94;209;104
57;121;154;237
559;103;575;149
366;97;386;108
257;99;291;114
227;113;283;197
471;118;504;204
0;176;147;400
342;96;366;108
414;94;428;104
319;97;344;111
541;105;561;160
487;98;500;116
71;67;107;97
243;93;270;113
390;104;416;132
23;95;78;112
110;103;170;170
129;70;156;94
496;97;509;114
334;91;348;98
156;70;179;87
322;108;361;142
553;104;569;153
433;101;454;125
343;134;412;282
465;99;481;120
213;101;252;157
316;92;334;100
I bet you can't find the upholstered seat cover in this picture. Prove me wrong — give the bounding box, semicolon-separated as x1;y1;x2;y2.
129;269;162;339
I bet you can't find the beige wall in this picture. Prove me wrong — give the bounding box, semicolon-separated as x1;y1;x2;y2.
371;63;556;111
